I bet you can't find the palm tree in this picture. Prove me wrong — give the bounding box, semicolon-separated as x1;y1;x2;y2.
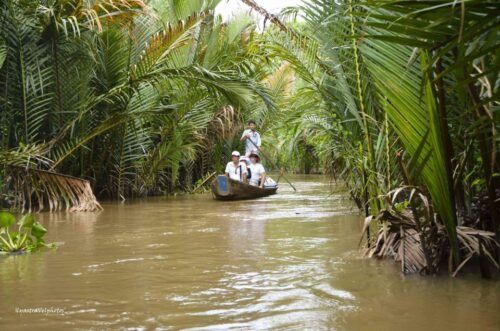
0;0;274;201
251;0;498;270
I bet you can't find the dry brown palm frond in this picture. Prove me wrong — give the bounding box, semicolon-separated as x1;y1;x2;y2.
364;208;428;274
363;187;436;274
36;0;146;38
203;105;238;143
363;186;500;276
396;227;427;274
82;0;146;31
452;226;499;277
3;166;102;213
262;62;295;96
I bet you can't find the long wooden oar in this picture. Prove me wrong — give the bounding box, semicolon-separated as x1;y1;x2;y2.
246;137;297;192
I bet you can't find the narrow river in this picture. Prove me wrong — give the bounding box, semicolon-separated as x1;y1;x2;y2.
1;175;499;330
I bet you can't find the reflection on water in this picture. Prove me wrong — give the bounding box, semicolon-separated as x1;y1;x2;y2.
0;175;499;330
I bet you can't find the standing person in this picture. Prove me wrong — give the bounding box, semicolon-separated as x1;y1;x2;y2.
240;120;261;157
225;151;247;183
248;153;266;188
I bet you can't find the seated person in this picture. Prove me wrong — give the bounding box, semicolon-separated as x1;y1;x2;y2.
248;153;266;187
240;156;252;179
225;151;247;182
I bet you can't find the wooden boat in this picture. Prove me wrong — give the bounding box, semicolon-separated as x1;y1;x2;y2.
211;175;278;200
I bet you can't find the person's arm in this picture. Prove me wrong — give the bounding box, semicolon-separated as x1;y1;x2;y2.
240;129;251;142
256;132;261;148
224;163;230;177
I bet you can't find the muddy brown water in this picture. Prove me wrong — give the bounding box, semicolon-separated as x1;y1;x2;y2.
1;175;499;330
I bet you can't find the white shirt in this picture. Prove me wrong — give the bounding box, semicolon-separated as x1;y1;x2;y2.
225;161;247;181
248;163;265;186
241;129;261;156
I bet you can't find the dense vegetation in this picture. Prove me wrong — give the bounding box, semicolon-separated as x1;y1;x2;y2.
263;0;499;274
0;0;498;274
0;0;275;201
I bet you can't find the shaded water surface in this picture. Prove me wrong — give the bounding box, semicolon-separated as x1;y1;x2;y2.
1;175;499;330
